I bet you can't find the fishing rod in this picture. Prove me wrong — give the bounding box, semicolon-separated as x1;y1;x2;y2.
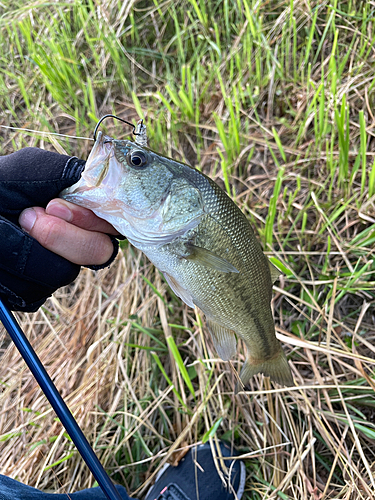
0;298;123;500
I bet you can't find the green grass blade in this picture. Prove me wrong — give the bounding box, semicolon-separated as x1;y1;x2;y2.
166;336;195;398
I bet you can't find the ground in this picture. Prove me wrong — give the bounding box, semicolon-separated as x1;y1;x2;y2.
0;1;375;499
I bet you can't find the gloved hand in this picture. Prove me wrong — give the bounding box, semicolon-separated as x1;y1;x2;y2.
0;147;119;312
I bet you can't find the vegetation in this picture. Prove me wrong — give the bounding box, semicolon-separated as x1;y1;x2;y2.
1;0;375;498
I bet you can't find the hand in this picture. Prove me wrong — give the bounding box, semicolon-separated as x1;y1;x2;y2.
19;199;119;266
0;147;120;311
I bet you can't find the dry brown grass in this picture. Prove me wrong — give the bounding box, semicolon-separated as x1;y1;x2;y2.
1;0;375;498
1;187;375;499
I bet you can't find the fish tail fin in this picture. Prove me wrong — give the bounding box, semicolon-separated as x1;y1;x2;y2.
235;349;294;393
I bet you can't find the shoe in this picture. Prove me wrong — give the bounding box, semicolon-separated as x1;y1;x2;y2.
145;441;245;500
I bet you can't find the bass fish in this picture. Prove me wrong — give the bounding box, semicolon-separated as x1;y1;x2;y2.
61;129;293;390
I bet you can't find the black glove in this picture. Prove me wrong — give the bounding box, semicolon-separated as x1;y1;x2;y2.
0;147;118;312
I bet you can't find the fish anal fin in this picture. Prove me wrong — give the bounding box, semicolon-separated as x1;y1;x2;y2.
186;244;239;274
268;260;282;284
235;348;294;393
163;273;195;308
206;319;237;361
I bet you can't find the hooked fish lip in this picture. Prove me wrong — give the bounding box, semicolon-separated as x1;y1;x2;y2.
86;140;120;190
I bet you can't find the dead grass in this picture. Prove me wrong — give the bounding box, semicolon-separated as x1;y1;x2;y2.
1;183;375;498
1;0;375;499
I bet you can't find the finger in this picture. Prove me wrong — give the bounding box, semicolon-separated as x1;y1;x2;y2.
19;207;115;266
46;199;119;235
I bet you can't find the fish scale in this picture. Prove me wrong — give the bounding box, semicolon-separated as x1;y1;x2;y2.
61;133;294;390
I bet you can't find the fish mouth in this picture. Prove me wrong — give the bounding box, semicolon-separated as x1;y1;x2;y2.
84;132;118;189
60;132;128;216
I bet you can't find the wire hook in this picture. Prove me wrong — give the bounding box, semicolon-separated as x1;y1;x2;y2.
93;114;141;141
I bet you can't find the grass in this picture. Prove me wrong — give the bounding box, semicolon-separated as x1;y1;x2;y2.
1;0;375;498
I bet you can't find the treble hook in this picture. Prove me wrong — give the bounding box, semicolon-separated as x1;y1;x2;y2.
93;114;142;141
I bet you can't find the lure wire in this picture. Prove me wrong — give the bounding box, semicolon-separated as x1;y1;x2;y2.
93;114;141;141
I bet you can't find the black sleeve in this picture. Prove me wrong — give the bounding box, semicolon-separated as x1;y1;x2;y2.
0;148;85;225
0;148;118;312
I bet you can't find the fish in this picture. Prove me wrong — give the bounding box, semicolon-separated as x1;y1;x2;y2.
60;130;294;390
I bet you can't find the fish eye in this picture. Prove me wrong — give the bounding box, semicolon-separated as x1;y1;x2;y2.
127;150;148;169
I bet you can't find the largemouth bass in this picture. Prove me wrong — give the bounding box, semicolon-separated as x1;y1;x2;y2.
61;131;293;389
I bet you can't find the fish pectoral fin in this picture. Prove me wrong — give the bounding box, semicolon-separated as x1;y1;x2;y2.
163;272;195;308
206;319;237;361
235;348;294;393
185;244;239;273
268;260;282;284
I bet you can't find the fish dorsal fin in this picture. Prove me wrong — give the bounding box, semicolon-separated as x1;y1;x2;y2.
163;272;195;308
268;260;282;284
186;244;239;274
206;319;237;361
